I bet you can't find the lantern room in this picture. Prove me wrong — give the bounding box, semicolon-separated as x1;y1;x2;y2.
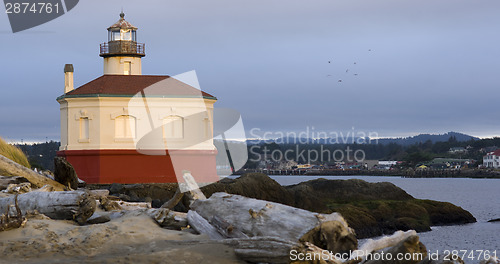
108;15;137;42
99;12;145;75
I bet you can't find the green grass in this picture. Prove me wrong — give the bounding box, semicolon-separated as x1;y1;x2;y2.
0;136;30;168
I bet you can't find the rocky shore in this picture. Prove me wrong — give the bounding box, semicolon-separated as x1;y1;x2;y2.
0;154;492;264
102;173;477;239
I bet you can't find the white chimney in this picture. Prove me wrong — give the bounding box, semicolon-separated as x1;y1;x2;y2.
64;64;74;93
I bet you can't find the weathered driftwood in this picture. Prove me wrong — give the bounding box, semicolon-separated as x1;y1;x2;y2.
88;189;110;199
180;171;206;206
32;185;55;192
3;182;31;194
294;242;343;264
0;191;96;224
222;236;299;264
117;200;151;210
210;215;248;239
191;192;357;253
0;154;67;191
362;235;427;264
187;210;224;240
163;236;340;264
161;187;184;209
85;211;112;224
146;208;188;230
0;195;27;231
187;209;248;239
0;176;29;191
98;196;123;211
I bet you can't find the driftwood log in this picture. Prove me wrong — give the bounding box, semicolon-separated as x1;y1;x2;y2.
211;215;248;239
161;187;184;209
147;208;188;230
187;210;224;240
180;171;207;206
0;195;27;231
0;191;96;224
222;236;300;264
190;192;358;254
0;154;67;191
0;176;30;191
170;237;341;264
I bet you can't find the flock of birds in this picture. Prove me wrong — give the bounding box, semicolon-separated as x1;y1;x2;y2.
327;49;372;83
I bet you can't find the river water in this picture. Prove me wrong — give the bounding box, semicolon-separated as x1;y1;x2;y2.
268;175;499;263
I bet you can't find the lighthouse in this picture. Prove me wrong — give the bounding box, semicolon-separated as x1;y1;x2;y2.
57;13;218;184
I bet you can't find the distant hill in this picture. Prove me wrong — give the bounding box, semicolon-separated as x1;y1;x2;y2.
17;141;60;171
247;132;478;146
374;132;479;146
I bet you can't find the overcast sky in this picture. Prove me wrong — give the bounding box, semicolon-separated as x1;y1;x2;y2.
1;0;500;142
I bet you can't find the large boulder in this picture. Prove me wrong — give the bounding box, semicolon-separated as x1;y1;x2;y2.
287;178;414;202
53;157;79;190
201;173;301;208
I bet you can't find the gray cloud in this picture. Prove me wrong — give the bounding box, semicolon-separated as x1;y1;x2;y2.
1;0;499;142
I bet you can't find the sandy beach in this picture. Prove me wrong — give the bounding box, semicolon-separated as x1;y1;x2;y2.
0;210;243;264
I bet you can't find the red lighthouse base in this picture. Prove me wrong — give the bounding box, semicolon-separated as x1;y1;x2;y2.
57;149;219;184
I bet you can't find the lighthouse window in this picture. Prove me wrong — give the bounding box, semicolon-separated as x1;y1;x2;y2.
115;115;136;139
131;30;137;41
121;29;132;41
111;30;120;41
124;62;131;75
79;117;89;141
204;117;211;139
163;116;183;139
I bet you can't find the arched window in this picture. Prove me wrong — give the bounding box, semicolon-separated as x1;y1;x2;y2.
163;116;183;139
115;115;136;139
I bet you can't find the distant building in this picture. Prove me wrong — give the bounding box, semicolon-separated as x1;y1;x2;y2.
480;146;498;154
378;160;398;170
363;160;379;169
425;158;472;169
56;13;218;184
483;149;500;168
448;147;467;154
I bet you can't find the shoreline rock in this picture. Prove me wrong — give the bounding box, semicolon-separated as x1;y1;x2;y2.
202;173;476;238
91;173;477;239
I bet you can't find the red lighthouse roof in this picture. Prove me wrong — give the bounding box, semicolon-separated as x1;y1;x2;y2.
58;75;216;100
